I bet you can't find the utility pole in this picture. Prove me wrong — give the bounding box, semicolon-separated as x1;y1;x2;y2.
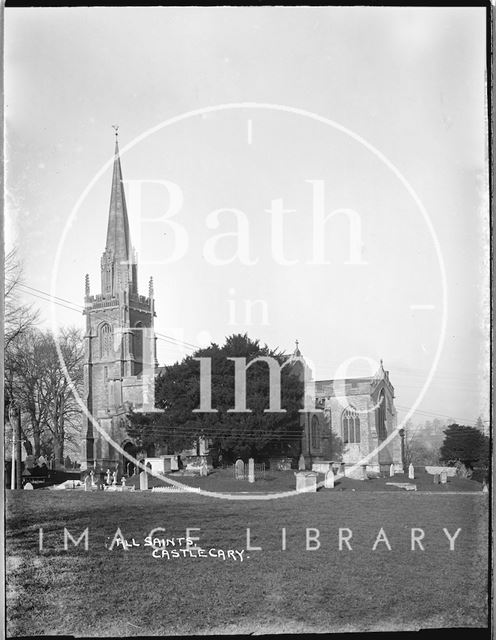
9;402;23;489
11;429;15;490
16;407;22;489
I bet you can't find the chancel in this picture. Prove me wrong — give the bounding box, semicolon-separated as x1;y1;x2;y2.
291;342;403;474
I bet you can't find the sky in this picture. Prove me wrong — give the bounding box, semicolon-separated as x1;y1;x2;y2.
4;6;489;429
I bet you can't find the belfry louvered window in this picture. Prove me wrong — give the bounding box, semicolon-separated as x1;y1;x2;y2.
100;323;113;358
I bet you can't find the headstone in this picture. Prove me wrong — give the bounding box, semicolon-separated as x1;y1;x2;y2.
106;469;111;485
84;476;91;491
433;473;440;484
234;459;244;480
324;469;335;489
386;482;417;491
24;482;33;490
112;471;117;486
295;471;317;493
440;470;448;484
139;471;149;491
248;458;255;483
298;454;306;471
389;463;395;477
425;466;457;477
200;462;208;477
90;471;95;486
121;477;126;487
346;465;367;481
408;463;415;480
482;481;489;493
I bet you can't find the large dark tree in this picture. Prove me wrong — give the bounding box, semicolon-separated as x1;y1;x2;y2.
127;333;305;462
439;423;489;469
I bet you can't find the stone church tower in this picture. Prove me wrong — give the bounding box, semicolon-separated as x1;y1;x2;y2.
81;133;156;473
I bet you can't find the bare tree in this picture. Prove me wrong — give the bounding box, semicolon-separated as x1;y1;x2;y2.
6;327;84;462
4;248;39;351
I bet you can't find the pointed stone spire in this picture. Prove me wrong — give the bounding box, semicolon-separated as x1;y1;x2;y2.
105;127;131;264
101;127;137;297
85;274;90;297
148;276;154;299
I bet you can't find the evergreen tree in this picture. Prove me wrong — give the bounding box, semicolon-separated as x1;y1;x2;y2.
440;423;489;469
127;333;305;461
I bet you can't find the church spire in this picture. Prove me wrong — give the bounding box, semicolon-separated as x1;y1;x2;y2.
101;127;137;297
105;126;131;264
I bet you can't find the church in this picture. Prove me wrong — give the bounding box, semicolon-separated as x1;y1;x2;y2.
81;136;403;475
293;341;403;473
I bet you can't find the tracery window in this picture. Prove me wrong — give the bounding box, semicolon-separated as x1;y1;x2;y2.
311;415;320;449
377;390;387;441
342;407;361;444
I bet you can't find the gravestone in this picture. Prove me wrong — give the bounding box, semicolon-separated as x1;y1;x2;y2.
386;482;417;491
389;464;395;477
298;454;306;471
408;463;415;480
440;470;448;484
106;469;111;485
347;465;367;481
324;469;335;489
235;459;245;480
482;481;489;493
121;477;126;487
90;471;95;486
139;471;149;491
248;458;255;483
112;471;117;486
24;482;34;490
84;476;91;491
295;471;318;493
200;462;208;477
433;473;440;484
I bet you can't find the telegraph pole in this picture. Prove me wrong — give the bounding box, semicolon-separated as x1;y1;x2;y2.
9;402;17;489
16;407;22;489
9;402;23;489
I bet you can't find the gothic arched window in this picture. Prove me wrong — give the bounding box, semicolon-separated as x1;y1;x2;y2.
377;390;387;441
311;415;320;449
342;407;361;444
133;322;144;375
100;323;113;358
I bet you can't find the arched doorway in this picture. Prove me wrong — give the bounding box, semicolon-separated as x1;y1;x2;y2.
122;441;138;476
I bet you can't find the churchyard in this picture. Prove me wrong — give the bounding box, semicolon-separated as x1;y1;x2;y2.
6;467;489;637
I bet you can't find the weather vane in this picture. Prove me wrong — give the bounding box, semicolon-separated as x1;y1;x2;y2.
112;124;119;137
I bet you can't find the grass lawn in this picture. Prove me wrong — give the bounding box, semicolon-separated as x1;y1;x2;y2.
6;481;489;637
